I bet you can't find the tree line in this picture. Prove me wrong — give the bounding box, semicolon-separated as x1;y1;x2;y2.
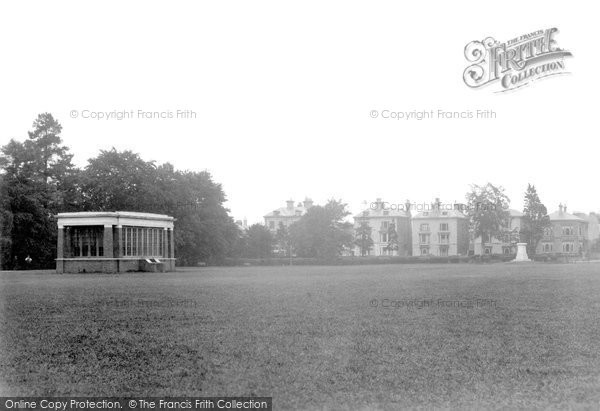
1;114;597;269
0;114;242;269
0;114;357;269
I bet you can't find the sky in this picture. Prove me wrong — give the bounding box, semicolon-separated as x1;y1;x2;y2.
0;1;597;224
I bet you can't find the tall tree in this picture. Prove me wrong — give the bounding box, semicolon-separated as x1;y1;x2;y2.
520;184;551;256
80;148;161;211
80;148;239;265
354;222;373;256
290;199;353;259
385;222;399;254
0;174;12;268
466;183;511;257
245;224;273;258
275;222;291;257
0;114;77;269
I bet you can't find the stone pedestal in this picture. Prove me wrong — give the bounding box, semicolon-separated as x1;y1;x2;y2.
513;242;531;262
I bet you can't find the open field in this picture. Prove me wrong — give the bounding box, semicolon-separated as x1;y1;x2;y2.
1;263;600;409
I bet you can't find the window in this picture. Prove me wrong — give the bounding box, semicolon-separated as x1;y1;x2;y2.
562;226;574;236
442;211;448;216
484;247;492;255
420;247;429;255
67;226;104;258
383;211;389;216
579;226;583;236
123;226;164;257
503;247;511;255
562;243;574;253
419;233;430;244
420;223;429;231
543;243;553;253
381;221;389;230
269;221;275;229
544;227;553;237
439;233;449;244
440;223;449;231
381;233;388;243
439;246;449;256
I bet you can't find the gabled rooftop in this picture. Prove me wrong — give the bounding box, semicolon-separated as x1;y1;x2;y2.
264;198;313;218
412;199;468;219
549;204;585;222
354;199;409;219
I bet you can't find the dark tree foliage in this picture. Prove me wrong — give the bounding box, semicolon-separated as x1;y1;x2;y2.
245;224;274;258
465;183;511;257
275;222;291;256
385;222;399;253
0;114;78;269
354;222;374;257
80;148;239;266
290;199;353;259
0;114;242;269
520;184;551;256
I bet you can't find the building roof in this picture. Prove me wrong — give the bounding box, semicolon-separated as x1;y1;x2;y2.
354;207;409;219
412;208;468;219
509;209;524;217
56;211;175;228
264;198;312;219
548;209;585;222
57;211;174;220
264;207;307;218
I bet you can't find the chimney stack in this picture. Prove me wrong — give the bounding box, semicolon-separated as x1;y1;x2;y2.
405;199;412;216
559;203;563;214
286;199;294;210
303;198;313;209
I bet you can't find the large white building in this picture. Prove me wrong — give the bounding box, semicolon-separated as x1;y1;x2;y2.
264;198;313;233
411;199;470;257
353;199;411;256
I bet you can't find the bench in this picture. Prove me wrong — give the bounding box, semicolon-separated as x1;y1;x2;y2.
141;258;166;273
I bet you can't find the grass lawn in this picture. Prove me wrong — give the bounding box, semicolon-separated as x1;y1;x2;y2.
1;263;600;409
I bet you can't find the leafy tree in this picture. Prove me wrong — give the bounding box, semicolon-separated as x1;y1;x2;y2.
520;184;551;256
290;199;353;259
354;222;373;256
245;224;273;258
385;222;399;254
275;222;291;256
80;148;239;265
0;114;78;269
80;148;161;211
0;174;13;268
465;183;511;257
228;227;248;259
